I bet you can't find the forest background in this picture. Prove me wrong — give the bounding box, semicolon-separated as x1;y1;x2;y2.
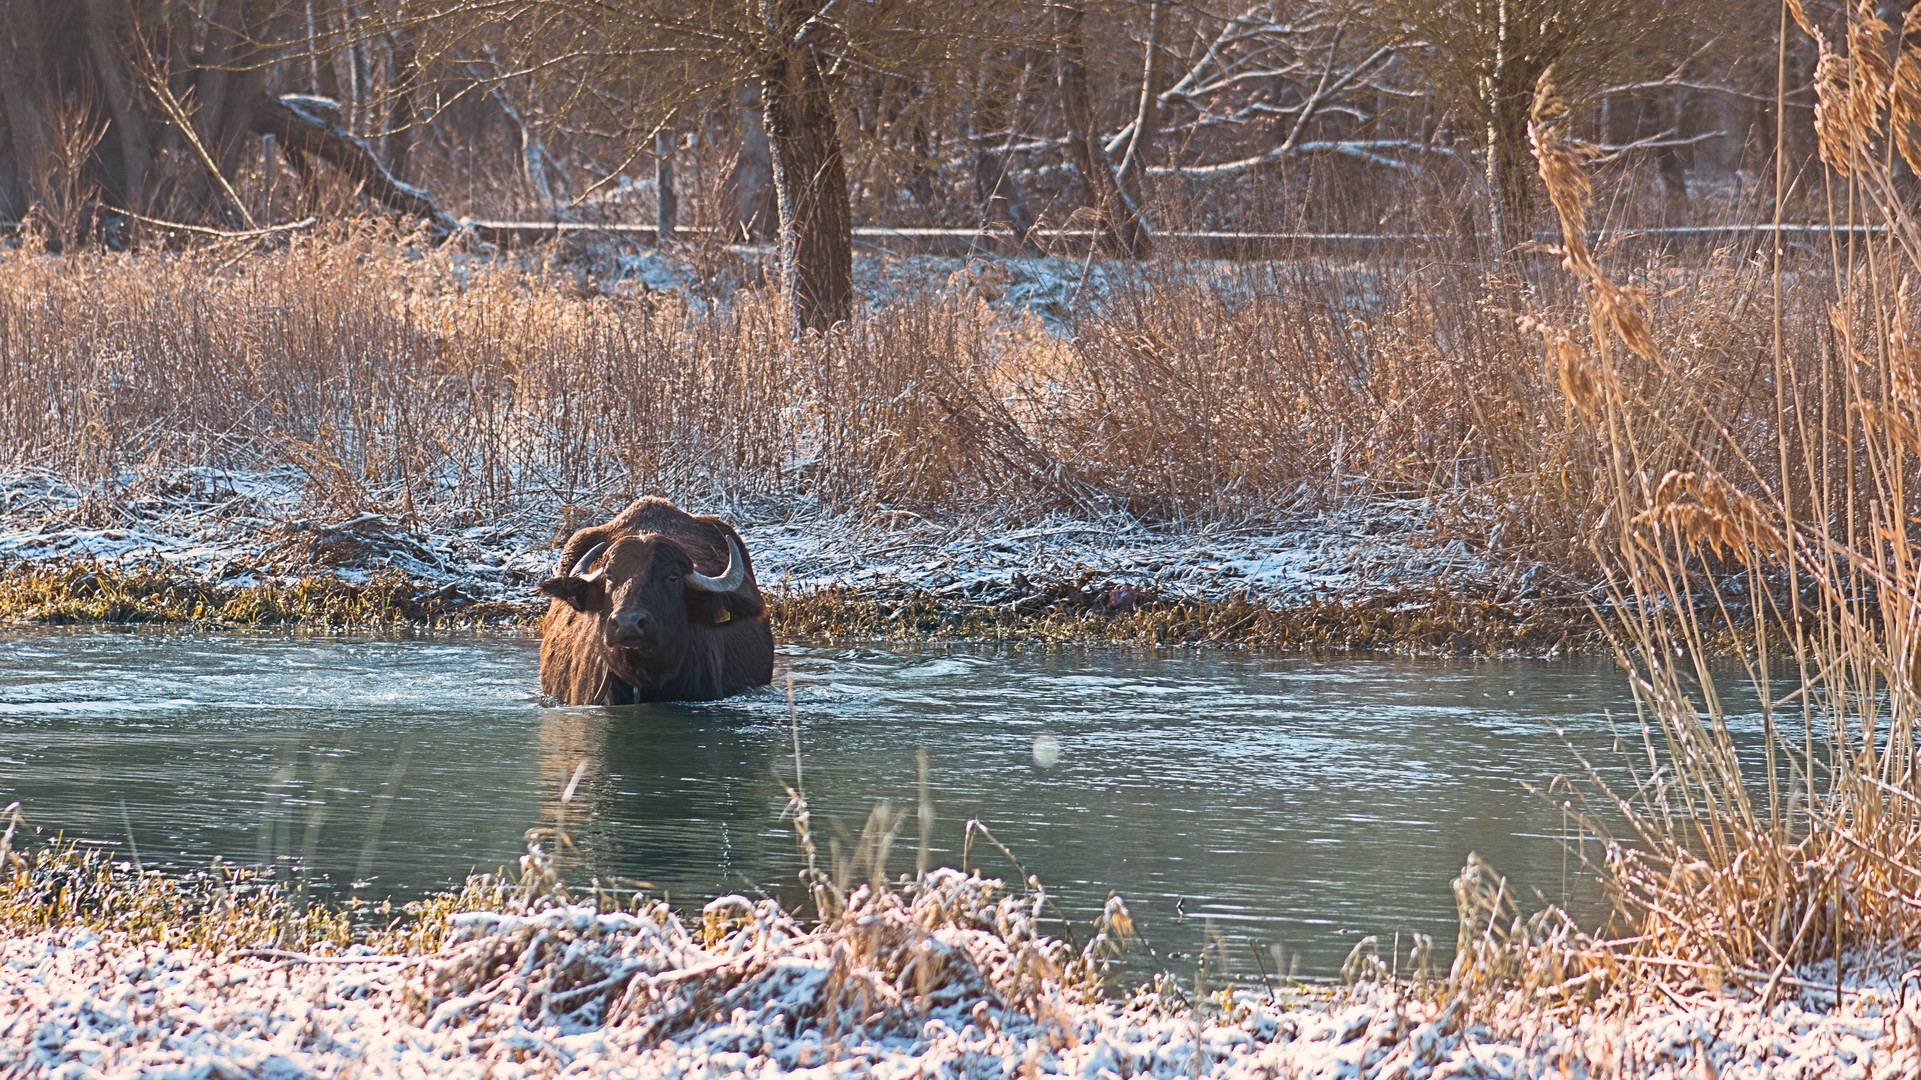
0;0;1890;620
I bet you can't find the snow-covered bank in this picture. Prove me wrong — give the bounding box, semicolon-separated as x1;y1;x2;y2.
3;892;1909;1080
0;466;1554;634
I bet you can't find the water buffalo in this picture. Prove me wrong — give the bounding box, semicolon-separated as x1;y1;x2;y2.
537;498;773;704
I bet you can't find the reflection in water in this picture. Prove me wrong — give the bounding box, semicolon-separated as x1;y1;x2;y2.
0;627;1757;978
533;704;796;908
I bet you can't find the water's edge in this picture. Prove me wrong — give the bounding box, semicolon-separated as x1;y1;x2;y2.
0;626;1708;978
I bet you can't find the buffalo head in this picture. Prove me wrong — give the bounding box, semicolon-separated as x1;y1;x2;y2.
539;531;747;681
536;497;771;704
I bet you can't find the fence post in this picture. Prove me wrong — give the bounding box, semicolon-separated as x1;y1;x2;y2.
656;129;677;245
261;133;279;227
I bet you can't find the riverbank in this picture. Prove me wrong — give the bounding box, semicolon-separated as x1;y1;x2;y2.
0;466;1592;651
0;229;1814;656
0;836;1908;1080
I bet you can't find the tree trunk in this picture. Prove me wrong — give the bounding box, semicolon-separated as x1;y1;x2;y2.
0;0;49;216
655;128;677;243
345;0;370;132
972;76;1033;241
896;79;936;209
0;107;19;220
385;31;418;181
82;0;150;209
1487;99;1534;254
1479;0;1538;256
181;0;271;222
193;0;243;163
482;83;556;212
1654;90;1688;224
1780;31;1817;202
908;116;936;209
214;77;266;194
1118;0;1167;218
762;17;853;334
1483;48;1538;255
314;4;343;101
153;0;194;212
1058;3;1151;258
725;80;776;241
973;140;1033;240
217;3;275;185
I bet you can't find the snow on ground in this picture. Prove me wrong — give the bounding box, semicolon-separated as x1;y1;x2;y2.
849;251;1388;334
2;900;1910;1080
0;465;1539;617
584;244;1388;335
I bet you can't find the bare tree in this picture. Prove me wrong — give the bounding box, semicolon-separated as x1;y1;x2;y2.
405;0;1035;334
1116;0;1168;216
761;0;854;329
972;53;1036;240
1384;0;1695;248
725;81;777;241
1059;2;1152;256
0;0;1810;262
0;1;436;228
0;1;50;220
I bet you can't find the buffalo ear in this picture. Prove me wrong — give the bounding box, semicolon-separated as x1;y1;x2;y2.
687;591;762;622
723;592;765;620
686;590;731;625
539;575;605;613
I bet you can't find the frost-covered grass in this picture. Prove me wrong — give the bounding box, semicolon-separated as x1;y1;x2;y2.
16;917;1921;1080
0;210;1842;648
7;816;1921;1079
0;221;1648;645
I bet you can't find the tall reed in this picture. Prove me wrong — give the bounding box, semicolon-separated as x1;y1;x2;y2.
1524;5;1921;997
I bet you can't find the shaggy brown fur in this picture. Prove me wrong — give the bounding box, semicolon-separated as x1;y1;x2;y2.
537;498;773;704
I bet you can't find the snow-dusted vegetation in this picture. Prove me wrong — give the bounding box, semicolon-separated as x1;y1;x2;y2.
6;830;1917;1080
9;0;1921;1074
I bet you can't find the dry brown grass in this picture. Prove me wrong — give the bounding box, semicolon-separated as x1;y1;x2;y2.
0;216;1836;587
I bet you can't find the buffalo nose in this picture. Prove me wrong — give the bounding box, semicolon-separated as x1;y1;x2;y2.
613;610;650;636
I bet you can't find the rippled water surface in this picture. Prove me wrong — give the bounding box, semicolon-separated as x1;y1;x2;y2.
0;627;1737;977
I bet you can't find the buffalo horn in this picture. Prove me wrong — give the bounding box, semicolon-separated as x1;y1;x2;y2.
571;541;609;582
685;535;746;593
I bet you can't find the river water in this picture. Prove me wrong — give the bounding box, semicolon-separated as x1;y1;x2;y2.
0;627;1727;979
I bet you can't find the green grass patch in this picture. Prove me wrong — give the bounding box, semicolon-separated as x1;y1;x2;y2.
771;582;1595;654
0;827;511;956
0;557;534;628
0;555;1593;652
